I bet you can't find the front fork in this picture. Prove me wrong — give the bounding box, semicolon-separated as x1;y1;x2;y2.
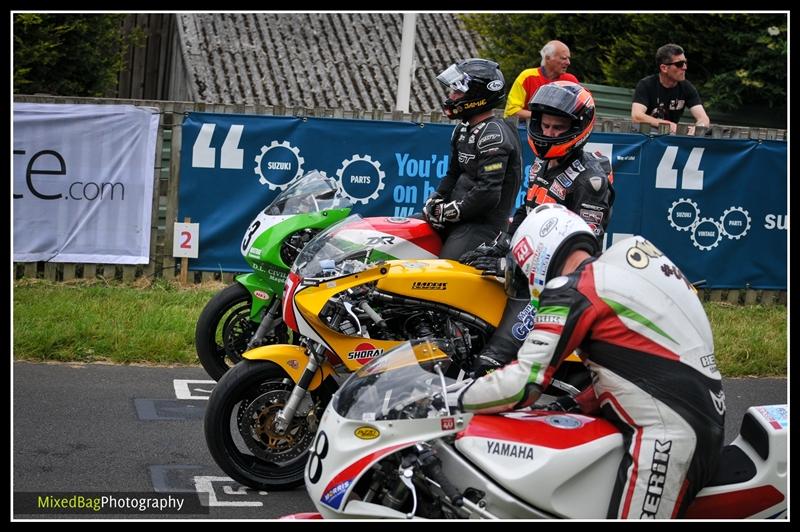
273;296;349;434
246;297;283;350
273;342;328;434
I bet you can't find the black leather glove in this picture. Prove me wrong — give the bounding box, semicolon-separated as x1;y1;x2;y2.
429;200;462;225
545;395;581;413
469;255;506;276
459;232;511;265
471;353;505;378
422;192;443;222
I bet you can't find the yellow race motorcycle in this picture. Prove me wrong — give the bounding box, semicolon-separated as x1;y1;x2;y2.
204;215;586;491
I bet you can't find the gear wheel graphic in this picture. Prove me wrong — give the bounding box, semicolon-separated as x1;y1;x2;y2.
253;140;305;191
719;206;752;240
691;217;723;251
335;154;386;205
667;198;700;232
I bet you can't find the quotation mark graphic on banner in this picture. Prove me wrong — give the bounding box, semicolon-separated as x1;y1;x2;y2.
668;198;751;251
254;140;305;191
192;123;245;169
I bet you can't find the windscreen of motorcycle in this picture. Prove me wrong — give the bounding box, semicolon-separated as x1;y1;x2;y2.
263;170;351;216
291;214;373;279
332;339;458;422
240;171;352;257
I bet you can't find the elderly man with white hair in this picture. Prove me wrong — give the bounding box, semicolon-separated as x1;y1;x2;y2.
503;39;579;122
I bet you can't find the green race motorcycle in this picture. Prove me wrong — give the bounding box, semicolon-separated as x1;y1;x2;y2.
195;171;352;380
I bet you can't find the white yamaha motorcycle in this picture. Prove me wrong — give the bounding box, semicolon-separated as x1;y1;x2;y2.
296;339;787;519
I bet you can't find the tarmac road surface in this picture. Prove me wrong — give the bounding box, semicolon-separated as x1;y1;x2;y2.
12;361;788;519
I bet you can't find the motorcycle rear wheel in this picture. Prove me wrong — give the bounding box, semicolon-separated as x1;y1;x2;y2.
204;359;335;491
195;283;288;381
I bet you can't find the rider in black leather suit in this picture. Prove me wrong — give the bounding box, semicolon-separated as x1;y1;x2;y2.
422;58;523;261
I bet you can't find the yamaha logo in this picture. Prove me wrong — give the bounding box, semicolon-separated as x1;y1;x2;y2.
486;440;535;460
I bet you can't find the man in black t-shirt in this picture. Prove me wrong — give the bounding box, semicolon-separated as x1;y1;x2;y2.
631;44;711;134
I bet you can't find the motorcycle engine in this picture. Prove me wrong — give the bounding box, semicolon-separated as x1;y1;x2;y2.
405;312;474;368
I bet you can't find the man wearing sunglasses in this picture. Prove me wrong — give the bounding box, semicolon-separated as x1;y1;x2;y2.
631;44;711;134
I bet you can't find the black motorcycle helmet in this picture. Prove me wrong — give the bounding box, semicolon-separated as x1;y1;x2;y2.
436;58;506;120
527;81;596;160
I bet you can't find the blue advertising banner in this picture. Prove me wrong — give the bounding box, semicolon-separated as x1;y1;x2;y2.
178;112;787;289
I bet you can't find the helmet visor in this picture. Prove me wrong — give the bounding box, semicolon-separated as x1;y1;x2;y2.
504;251;531;300
531;85;584;117
436;64;471;93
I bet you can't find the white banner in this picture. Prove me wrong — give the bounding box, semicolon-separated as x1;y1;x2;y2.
13;103;160;264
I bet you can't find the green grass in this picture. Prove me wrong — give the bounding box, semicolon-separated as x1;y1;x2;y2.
12;279;787;377
13;278;217;366
705;302;787;377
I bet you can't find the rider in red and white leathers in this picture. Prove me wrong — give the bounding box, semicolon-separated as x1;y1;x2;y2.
457;204;726;519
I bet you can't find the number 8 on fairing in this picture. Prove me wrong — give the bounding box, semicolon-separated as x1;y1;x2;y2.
307;430;329;484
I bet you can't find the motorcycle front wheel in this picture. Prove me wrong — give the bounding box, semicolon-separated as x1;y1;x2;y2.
204;359;336;491
195;283;289;381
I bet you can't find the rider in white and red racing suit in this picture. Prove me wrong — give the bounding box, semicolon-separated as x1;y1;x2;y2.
459;225;725;518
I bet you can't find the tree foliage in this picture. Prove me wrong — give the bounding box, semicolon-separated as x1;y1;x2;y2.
461;13;786;113
14;14;142;97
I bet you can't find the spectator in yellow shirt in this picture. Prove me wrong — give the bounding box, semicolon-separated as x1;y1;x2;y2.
504;40;579;122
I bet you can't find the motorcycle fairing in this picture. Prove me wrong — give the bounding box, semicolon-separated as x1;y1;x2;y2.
244;210;351;269
335;216;442;257
455;411;622;517
458;410;620;448
374;260;507;325
306;408;471;518
320;442;410;511
288;261;507;371
241;213;294;258
684;484;785;519
290;268;411;365
282;271;303;333
235;271;278;321
686;404;787;519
